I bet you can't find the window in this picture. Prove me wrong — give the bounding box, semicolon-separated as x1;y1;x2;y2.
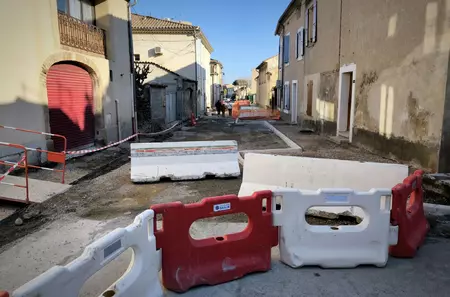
134;54;141;61
283;33;290;65
296;27;305;60
305;0;317;46
284;82;290;112
58;0;96;25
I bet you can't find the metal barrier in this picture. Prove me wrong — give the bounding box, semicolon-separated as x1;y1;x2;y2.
0;125;67;183
0;142;29;204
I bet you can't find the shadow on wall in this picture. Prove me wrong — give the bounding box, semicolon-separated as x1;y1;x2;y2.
336;0;450;171
0;12;134;162
138;62;205;128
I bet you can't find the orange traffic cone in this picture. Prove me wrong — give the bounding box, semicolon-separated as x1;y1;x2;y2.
190;113;197;126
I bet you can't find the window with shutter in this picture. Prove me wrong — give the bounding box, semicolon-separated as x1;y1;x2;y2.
312;0;317;43
284;82;290;111
305;7;309;47
283;34;290;64
305;0;317;45
299;28;304;58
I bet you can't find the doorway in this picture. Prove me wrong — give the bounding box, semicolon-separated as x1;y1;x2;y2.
306;80;313;116
337;64;356;142
291;81;298;123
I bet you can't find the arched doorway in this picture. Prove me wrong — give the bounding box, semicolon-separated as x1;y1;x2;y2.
46;63;95;150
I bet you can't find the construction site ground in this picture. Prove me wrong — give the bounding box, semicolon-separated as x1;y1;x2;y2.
1;117;449;296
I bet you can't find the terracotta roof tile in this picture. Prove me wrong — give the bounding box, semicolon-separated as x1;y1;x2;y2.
132;13;195;31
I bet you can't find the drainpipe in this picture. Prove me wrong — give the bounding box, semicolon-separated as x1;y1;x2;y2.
193;28;199;118
115;99;122;140
280;24;285;111
127;0;138;136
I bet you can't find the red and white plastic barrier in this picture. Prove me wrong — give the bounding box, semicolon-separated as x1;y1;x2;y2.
272;188;399;268
2;172;430;295
151;191;278;292
11;210;163;297
389;170;429;258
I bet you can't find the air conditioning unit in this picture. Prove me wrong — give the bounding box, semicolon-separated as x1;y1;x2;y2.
276;80;282;88
154;47;163;55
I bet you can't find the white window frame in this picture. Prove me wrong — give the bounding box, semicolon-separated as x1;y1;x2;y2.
291;80;298;123
284;32;291;66
296;27;305;60
283;81;290;113
305;0;317;47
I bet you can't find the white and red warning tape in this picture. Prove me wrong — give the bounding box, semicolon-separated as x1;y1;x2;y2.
66;121;182;155
66;133;138;155
0;155;26;183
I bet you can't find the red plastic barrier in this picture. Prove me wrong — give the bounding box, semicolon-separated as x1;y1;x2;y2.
0;291;9;297
389;170;429;258
151;191;278;292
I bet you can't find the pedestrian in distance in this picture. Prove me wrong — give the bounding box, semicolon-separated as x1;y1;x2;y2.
215;99;222;116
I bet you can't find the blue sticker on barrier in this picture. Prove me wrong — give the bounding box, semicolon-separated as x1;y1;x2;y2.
213;203;231;212
104;239;122;259
325;195;349;203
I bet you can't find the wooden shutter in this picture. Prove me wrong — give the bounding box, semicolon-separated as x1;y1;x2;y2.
305;7;309;47
300;28;304;57
312;0;317;43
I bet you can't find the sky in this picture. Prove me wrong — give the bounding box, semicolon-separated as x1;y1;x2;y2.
132;0;291;84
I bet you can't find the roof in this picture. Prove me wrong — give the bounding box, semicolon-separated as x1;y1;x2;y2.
275;0;302;35
210;59;223;67
256;61;267;70
132;13;214;53
256;54;278;70
132;14;196;31
136;61;197;83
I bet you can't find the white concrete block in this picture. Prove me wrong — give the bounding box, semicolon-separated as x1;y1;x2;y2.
239;153;408;218
131;141;240;183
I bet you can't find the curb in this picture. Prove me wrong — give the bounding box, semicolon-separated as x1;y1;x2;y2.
424;203;450;217
263;121;302;150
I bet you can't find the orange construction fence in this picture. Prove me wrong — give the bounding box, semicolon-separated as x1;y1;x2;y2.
232;103;280;120
0;125;67;184
0;142;30;204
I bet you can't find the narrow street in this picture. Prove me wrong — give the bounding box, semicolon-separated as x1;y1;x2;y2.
2;0;450;296
1;118;450;296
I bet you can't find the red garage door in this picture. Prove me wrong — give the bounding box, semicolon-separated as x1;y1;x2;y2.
47;63;95;151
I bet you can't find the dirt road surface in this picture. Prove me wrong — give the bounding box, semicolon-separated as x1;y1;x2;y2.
1;118;448;296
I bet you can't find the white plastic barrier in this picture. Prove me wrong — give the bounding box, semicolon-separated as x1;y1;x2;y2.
272;189;399;268
131;141;240;183
12;210;163;297
239;153;408;218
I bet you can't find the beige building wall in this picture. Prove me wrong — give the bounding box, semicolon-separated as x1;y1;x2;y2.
0;0;133;159
251;68;258;95
256;55;279;108
133;33;196;80
133;32;212;114
210;62;223;107
200;42;212;112
303;0;340;125
340;0;450;170
276;0;450;170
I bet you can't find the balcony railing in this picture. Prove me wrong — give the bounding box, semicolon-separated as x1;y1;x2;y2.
58;11;106;56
